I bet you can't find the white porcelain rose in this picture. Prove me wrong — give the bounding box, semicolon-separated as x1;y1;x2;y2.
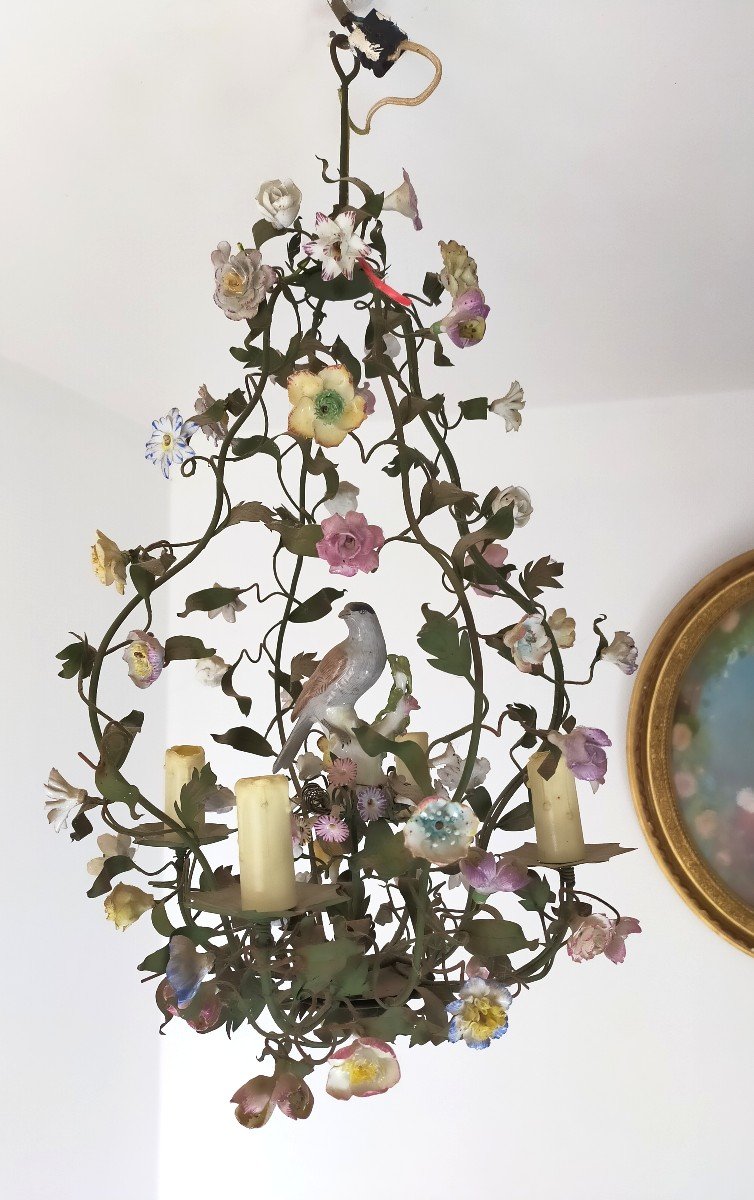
256;178;302;230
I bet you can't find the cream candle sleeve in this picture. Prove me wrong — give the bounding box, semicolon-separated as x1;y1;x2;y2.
236;775;297;912
164;745;205;827
526;749;586;865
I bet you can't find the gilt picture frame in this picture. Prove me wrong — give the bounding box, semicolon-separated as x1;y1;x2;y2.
628;550;754;955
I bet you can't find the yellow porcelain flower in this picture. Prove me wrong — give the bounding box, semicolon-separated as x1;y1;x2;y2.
287;365;366;448
104;882;154;931
91;530;127;595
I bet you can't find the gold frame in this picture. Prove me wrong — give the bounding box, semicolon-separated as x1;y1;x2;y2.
628;550;754;955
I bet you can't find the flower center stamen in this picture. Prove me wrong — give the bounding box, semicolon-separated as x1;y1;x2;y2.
315;389;345;424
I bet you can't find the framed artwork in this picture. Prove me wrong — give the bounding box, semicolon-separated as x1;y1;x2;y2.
628;551;754;954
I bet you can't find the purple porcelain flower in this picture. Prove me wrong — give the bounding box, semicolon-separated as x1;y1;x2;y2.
357;786;388;821
459;850;529;896
316;511;385;577
313;813;349;843
123;630;165;689
567;914;642;964
437;287;490;348
549;726;612;792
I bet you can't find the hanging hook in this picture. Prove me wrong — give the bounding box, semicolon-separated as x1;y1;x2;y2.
349;41;443;136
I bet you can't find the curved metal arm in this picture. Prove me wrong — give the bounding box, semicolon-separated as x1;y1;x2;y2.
349;41;443;136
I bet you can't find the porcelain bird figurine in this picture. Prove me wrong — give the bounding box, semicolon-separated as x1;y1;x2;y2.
272;602;387;773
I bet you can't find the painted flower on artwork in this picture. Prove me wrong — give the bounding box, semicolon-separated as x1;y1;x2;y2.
383;169;422;230
166;934;215;1009
503;614;552;673
104;882;154;931
567;914;642;964
326;1038;400;1100
211;241;275;320
43;768;86;833
123;630;165;689
145;408;195;479
316;511;385;577
601;631;639;675
548;725;612;791
91;530;127;595
489;382;525;431
403;796;479;865
304;210;368;281
256;178;302;229
287;365;367;448
447;974;512;1049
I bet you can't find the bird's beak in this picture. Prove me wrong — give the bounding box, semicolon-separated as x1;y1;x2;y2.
338;606;349;619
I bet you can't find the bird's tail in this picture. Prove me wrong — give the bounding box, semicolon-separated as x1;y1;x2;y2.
272;715;314;774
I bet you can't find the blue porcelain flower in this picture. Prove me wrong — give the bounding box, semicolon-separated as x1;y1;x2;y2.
403;796;478;866
166;934;215;1009
145;407;195;479
447;974;512;1049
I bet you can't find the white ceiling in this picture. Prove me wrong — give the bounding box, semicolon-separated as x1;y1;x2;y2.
2;0;753;420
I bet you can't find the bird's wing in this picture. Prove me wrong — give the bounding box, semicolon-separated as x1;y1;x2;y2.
291;641;348;719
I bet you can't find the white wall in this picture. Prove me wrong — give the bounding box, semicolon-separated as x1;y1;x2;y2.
157;389;754;1199
0;357;166;1200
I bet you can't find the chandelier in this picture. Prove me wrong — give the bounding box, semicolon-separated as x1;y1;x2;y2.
46;3;640;1128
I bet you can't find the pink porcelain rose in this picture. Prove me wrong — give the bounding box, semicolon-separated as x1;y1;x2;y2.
567;913;642;964
316;511;385;577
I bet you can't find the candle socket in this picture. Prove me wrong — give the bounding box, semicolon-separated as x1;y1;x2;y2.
526;749;586;865
394;732;429;790
236;775;297;912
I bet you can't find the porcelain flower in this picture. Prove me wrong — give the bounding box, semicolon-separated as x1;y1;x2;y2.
357;786;388;821
548;726;612;791
312;813;349;843
104;882;154;931
287;365;367;448
316;511;385;577
503;614;552;673
44;768;86;833
549;607;576;649
361;384;377;415
166;934;215;1008
203;782;235;814
383;168;422;229
195;655;229;686
601;631;639;675
328;757;357;787
256;178;302;229
489;381;525;431
91;530;127;595
207;584;246;622
567;914;642;964
212;241;275;320
231;1072;314;1128
492;484;533;527
145;408;195;479
194;385;228;446
295;751;325;780
161;981;224;1033
87;833;134;877
304;210;368;281
326;1038;400;1100
324;479;360;517
438;239;479;298
123;630;165;689
404;796;479;865
431;742;490;794
447;975;512;1049
465;543;509;597
436;287;489;348
459;849;529;895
